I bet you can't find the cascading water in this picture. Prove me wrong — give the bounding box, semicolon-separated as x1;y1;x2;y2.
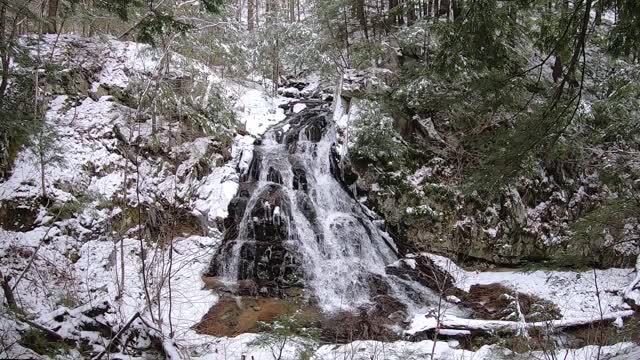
207;99;436;314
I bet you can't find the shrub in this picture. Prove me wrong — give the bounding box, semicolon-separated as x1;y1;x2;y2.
253;313;319;360
350;100;408;170
19;329;70;356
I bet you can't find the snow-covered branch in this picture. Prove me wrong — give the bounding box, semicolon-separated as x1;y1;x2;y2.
409;311;636;336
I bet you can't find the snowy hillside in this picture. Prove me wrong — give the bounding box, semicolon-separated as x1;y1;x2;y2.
2;0;640;359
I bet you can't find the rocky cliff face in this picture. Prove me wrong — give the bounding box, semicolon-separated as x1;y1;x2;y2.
333;69;640;268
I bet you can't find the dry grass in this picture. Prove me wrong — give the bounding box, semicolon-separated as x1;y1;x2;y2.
461;283;561;322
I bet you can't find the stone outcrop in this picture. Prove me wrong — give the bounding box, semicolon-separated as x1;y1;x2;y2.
207;183;303;297
334;69;639;268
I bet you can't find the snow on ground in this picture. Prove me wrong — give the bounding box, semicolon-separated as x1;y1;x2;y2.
0;34;255;357
193;135;254;222
0;95;125;202
73;234;222;346
232;87;289;135
404;253;638;337
0;226;77;313
425;253;634;319
185;335;639;360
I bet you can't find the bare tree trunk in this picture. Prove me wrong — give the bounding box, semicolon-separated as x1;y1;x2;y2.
0;270;18;311
593;267;604;360
136;157;155;323
0;4;18;101
47;0;59;34
248;0;255;30
237;0;245;22
356;0;369;40
595;0;602;25
564;0;593;86
0;5;6;98
289;0;294;22
408;0;416;25
34;16;47;200
374;0;380;38
388;0;398;27
342;1;351;63
256;0;261;26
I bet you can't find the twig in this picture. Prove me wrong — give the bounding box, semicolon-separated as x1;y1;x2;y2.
91;312;141;360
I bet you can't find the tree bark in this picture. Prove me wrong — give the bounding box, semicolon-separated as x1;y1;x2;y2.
289;0;295;22
564;0;593;86
408;0;417;25
47;0;59;34
248;0;255;30
356;0;369;39
388;0;398;27
0;4;13;101
595;0;602;25
256;0;260;26
0;270;18;311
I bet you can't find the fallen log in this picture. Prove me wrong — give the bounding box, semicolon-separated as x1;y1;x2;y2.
622;255;640;301
409;310;636;336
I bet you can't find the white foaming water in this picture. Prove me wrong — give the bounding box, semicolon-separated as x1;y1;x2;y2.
218;107;430;312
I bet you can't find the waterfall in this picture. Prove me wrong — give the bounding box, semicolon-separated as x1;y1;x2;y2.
207;101;430;313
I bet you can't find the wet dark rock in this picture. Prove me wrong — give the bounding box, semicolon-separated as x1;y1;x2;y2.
248;185;291;241
292;164;308;192
240;151;261;182
296;192;324;244
296;192;317;224
329;146;367;199
267;167;283;184
304;116;327;142
386;255;456;292
231;241;302;297
222;189;252;240
282;109;329;153
319;307;401;343
366;273;392;297
209;176;304;296
284;127;302;153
